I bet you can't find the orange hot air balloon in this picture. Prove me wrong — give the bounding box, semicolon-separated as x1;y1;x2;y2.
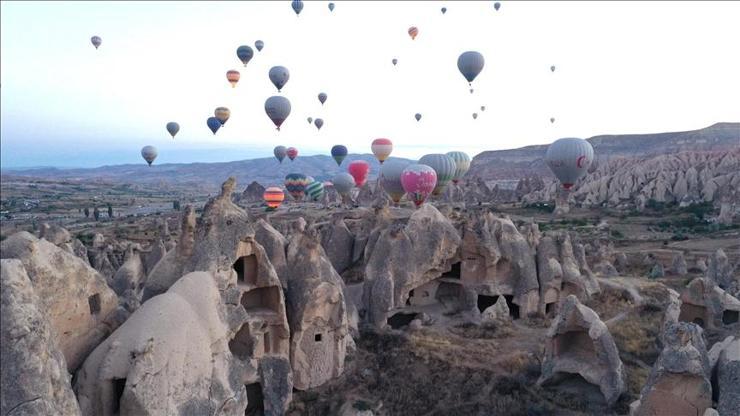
226;70;240;88
408;26;419;40
263;186;285;209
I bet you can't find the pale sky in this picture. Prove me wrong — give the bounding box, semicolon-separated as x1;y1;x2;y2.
2;1;739;168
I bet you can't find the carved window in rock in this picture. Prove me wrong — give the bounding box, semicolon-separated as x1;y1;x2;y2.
240;286;281;315
88;293;101;315
233;254;258;286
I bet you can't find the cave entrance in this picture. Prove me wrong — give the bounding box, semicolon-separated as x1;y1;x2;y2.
442;262;461;279
722;310;739;325
112;378;126;414
240;287;281;315
476;294;520;319
554;331;595;360
387;312;417;329
228;323;253;360
245;383;264;416
679;303;708;328
545;302;556;318
233;254;258;286
88;293;101;315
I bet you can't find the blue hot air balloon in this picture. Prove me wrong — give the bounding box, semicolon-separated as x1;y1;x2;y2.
330;145;348;166
236;45;254;67
292;0;304;15
207;117;221;135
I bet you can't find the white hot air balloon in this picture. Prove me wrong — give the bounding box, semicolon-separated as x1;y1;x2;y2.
545;138;595;190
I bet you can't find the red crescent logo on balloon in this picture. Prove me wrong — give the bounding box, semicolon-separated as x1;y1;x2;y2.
576;155;586;169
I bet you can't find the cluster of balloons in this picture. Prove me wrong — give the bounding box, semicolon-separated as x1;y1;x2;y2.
273;145;299;163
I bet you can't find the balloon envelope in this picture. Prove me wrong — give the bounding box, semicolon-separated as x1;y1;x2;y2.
419;153;456;195
332;172;355;196
314;118;324;130
305;181;325;201
91;36;102;49
207;117;221;134
371;138;393;163
457;51;485;84
285;173;310;201
551;65;556;72
214;107;230;125
408;26;419;40
274;145;287;163
307;117;313;124
287;147;298;161
550;117;556;124
318;92;327;105
255;40;264;52
401;164;437;207
545;138;595;190
348;160;370;188
141;145;158;166
226;70;240;87
263;187;285;209
446;151;471;184
380;160;410;203
328;2;335;11
265;96;291;130
269;66;290;92
441;7;447;14
166;122;179;138
472;113;478;119
292;0;304;15
415;113;422;121
494;2;501;11
392;58;398;66
236;45;254;66
331;145;348;166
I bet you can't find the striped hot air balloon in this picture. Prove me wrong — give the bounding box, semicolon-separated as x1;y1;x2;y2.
419;153;456;195
371;138;393;164
305;180;325;201
226;70;240;88
263;187;285;209
408;26;419;40
445;151;471;184
285;173;310;201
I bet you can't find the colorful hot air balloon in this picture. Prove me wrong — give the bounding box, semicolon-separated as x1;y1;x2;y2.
269;66;290;92
141;145;158;166
494;2;501;11
314;118;324;131
401;164;437;207
550;117;556;124
392;58;398;66
419;154;456;196
91;36;102;50
371;138;393;164
332;173;355;197
166;122;180;139
265;96;291;131
305;180;325;201
285;173;310;201
415;113;422;122
263;187;285;209
226;70;240;88
286;147;298;161
292;0;304;15
380;160;410;203
307;117;313;124
274;145;287;163
318;92;327;105
236;45;254;67
214;107;230;125
348;160;370;187
446;151;471;184
545;138;594;190
328;2;335;12
472;113;478;120
441;7;447;14
551;65;556;73
255;40;264;52
207;117;221;134
331;145;348;166
458;51;485;91
408;26;419;40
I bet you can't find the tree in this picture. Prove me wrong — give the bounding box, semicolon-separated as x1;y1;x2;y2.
84;207;90;218
93;207;100;221
173;200;181;211
107;203;113;218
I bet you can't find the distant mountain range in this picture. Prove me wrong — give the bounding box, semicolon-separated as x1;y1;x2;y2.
3;123;738;190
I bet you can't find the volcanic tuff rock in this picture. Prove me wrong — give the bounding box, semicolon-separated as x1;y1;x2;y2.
364;204;461;328
238;180;266;204
711;336;740;415
320;214;355;275
1;232;119;371
679;278;740;330
1;259;82;416
707;248;739;297
110;244;146;298
254;218;290;288
537;295;626;407
38;222;72;245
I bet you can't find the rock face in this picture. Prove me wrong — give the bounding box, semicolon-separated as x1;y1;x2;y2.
481;295;511;327
320;215;355;276
1;259;82;416
364;204;462;328
678;278;740;330
537;295;626;407
285;232;351;390
38;222;72;245
1;231;119;371
632;322;712;416
111;245;146;297
707;249;738;297
461;212;540;317
649;263;665;279
254;219;290;289
239;181;266;204
713;336;740;416
671;252;688;276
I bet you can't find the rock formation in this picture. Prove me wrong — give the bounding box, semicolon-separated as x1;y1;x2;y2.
678;278;740;329
1;231;119;371
671;252;688;276
254;218;289;288
707;249;738;297
537;295;626;407
1;259;82;416
481;295;511;327
320;214;355;276
239;181;267;204
710;336;739;415
111;244;146;298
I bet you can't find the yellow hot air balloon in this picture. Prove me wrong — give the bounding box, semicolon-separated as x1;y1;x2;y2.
226;70;240;88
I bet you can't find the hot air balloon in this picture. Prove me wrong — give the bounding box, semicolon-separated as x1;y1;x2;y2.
550;65;556;73
263;187;285;209
371;138;393;164
269;66;290;92
328;2;335;12
265;96;291;130
305;180;325;201
458;51;485;91
348;160;370;188
380;160;410;203
331;145;348;166
141;145;158;166
550;117;556;124
255;40;264;52
415;113;422;122
166;122;180;139
287;147;298;161
226;70;240;88
333;173;355;198
446;151;471;184
401;164;437;207
392;58;398;66
419;154;456;196
292;0;304;15
91;36;102;50
285;173;310;201
441;7;447;14
307;117;313;124
472;113;478;120
274;145;287;163
314;118;324;130
481;106;486;111
408;26;419;40
207;117;221;134
545;138;594;190
494;2;501;11
214;107;230;125
318;92;327;105
236;45;254;67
